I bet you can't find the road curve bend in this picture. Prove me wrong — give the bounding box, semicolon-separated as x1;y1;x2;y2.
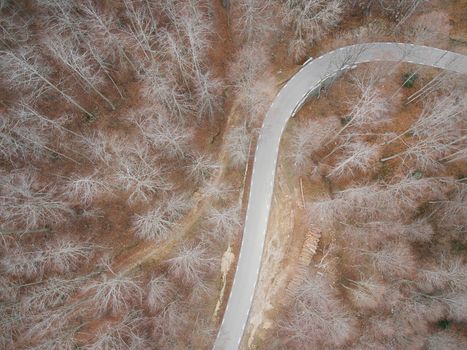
213;43;467;350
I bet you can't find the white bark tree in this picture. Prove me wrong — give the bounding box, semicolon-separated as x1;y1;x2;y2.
417;256;467;293
65;174;112;205
185;152;220;184
280;274;356;348
206;203;241;241
425;330;467;350
141;63;192;120
327;141;381;181
0;111;49;161
225;123;251;169
132;193;191;242
287;116;340;173
167;243;216;285
362;241;416;279
44;36;115;109
282;0;344;61
114;145;172;204
0;171;73;230
121;0;158;64
0;48;93;116
346;276;386;310
194;69;223;122
132;109;193;159
146;275;174;313
84;272;142;316
233;0;276;43
1;239;94;278
83;311;146;350
382;93;465;172
81;0;137;72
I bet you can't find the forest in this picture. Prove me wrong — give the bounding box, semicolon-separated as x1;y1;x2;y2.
0;0;465;349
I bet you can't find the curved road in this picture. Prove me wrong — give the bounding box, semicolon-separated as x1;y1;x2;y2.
213;43;467;350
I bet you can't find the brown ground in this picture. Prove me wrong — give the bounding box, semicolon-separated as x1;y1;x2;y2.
243;1;466;348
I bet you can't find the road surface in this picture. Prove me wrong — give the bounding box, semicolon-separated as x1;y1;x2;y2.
213;43;467;350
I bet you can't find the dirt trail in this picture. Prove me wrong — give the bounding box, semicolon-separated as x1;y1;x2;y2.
110;101;245;276
112;190;206;275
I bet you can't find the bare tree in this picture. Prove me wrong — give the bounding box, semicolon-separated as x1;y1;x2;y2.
80;130;126;166
0;111;49;162
174;1;213;80
327;141;381;181
346;276;386;310
382;93;465;171
225;123;251;169
146;275;174;314
228;44;273;121
1;239;94;278
206;203;241;241
157;28;191;86
114;145;172;204
132;193;191;242
121;0;158;64
364;0;425;25
19;273;97;314
24;325;81;350
233;0;276;43
434;182;466;234
404;11;451;47
381;134;464;172
402;217;434;242
0;171;73;230
343;176;449;220
0;7;31;48
185;152;220;184
167;243;217;285
83;272;142;316
194;69;223;122
280;274;356;348
0;276;17;303
228;44;269;87
133;207;172;242
132;109;193;159
44;36;115;109
425;330;467;350
1;103;86;164
81;0;137;72
341;218;434;246
140;63;192;120
331;73;389;144
422;290;467;322
14;102;84;139
417;256;467;293
65;174;112;205
0;48;93;116
282;0;344;61
306;196;352;230
287;116;340;173
236;74;276;123
152;300;191;349
82;311;147;350
361;241;416;279
308;176;449;228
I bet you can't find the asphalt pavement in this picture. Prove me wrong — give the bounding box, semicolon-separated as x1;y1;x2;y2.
213;43;467;350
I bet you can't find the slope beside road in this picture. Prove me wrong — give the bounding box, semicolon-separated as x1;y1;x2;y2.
213;43;467;350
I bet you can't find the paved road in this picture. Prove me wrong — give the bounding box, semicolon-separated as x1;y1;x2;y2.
213;43;467;350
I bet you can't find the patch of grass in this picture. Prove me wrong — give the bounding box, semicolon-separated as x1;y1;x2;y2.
451;240;467;255
437;319;450;329
402;72;419;88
